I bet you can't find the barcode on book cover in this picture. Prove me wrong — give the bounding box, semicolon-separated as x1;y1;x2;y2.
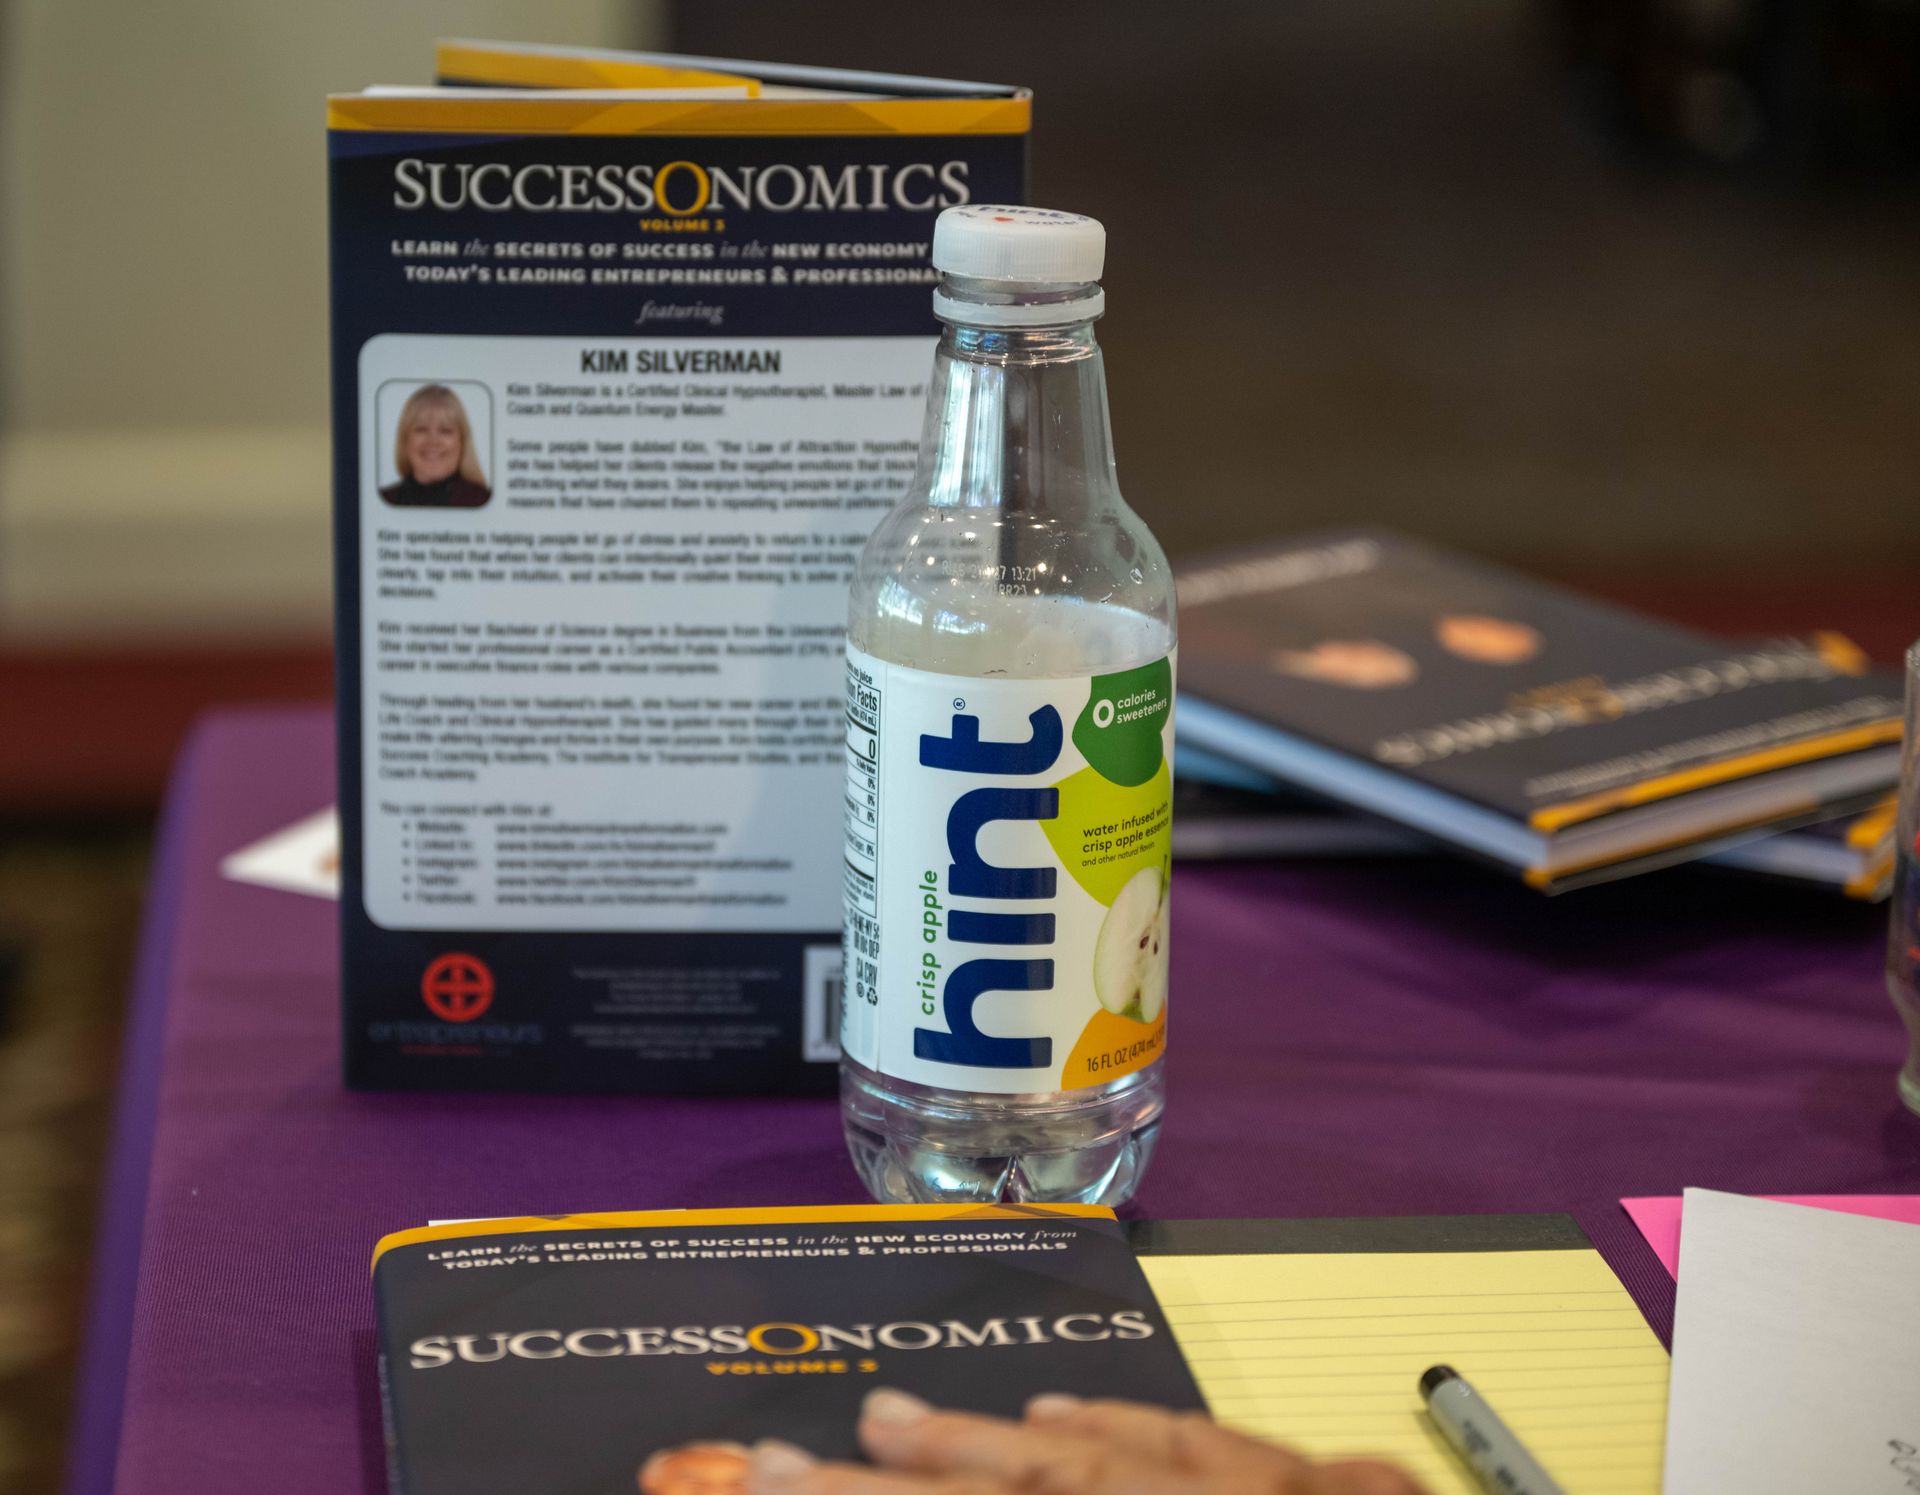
802;944;843;1063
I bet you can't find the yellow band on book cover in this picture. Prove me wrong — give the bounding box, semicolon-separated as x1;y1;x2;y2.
373;1203;1113;1268
1529;717;1901;832
327;94;1032;138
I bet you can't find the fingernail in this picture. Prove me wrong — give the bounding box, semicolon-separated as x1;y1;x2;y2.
861;1387;933;1427
1026;1392;1081;1422
750;1440;816;1485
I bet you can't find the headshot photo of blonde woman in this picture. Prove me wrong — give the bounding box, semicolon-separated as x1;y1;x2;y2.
379;382;492;508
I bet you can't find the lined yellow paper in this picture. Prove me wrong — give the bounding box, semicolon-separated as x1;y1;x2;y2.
1141;1248;1668;1495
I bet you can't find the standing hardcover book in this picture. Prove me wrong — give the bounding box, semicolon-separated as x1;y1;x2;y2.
1175;529;1901;890
329;46;1028;1092
372;1206;1202;1492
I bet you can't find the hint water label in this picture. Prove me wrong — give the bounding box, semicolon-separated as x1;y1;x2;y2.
843;645;1174;1094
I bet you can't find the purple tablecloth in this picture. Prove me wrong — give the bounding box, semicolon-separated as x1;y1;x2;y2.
72;707;1920;1494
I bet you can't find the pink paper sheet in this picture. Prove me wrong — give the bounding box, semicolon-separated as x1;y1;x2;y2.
1620;1193;1920;1277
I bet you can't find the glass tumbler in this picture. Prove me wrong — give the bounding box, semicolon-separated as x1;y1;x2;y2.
1887;641;1920;1116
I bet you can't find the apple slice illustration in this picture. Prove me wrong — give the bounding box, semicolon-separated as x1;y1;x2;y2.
1092;864;1169;1022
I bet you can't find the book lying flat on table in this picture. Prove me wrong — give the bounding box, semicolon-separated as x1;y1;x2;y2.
372;1206;1203;1493
373;1207;1667;1495
1172;750;1899;900
1174;529;1903;891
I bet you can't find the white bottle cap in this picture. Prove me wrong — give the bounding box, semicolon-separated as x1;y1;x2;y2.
931;204;1106;327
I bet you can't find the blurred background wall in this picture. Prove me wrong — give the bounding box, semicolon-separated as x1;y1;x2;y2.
0;0;659;643
682;0;1920;577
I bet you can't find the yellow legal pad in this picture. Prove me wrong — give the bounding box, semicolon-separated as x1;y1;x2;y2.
1134;1217;1668;1495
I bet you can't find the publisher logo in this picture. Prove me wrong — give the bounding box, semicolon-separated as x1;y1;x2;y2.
421;953;494;1023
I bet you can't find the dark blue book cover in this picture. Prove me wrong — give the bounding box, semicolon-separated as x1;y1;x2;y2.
373;1206;1203;1493
1175;529;1901;886
328;55;1029;1094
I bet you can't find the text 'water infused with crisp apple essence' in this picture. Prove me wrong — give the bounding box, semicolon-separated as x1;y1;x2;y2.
841;205;1176;1205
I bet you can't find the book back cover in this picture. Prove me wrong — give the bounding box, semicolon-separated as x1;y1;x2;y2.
328;58;1029;1094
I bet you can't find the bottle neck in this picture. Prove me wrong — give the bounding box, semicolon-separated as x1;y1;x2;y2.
912;310;1118;516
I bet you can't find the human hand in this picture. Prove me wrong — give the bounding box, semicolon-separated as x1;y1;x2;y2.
744;1388;1429;1495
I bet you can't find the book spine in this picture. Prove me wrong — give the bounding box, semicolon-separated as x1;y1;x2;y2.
374;1272;410;1494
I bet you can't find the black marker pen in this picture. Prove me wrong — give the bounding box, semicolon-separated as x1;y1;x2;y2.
1419;1365;1566;1495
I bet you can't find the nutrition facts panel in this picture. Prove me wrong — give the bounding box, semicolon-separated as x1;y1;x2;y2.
843;655;883;1026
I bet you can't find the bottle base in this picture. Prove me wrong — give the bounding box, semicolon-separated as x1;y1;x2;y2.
840;1061;1164;1207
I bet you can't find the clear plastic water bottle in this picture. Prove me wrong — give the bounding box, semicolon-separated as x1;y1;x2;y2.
841;206;1176;1205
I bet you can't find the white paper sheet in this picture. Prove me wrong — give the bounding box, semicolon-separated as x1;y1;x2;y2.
219;807;341;899
1664;1188;1920;1494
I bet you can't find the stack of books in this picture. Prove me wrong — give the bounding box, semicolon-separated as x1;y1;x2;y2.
1172;530;1901;895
